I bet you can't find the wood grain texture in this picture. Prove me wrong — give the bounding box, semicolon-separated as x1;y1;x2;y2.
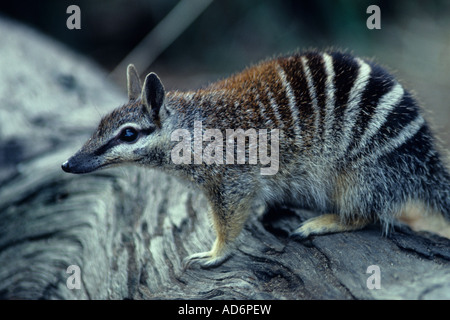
0;17;449;300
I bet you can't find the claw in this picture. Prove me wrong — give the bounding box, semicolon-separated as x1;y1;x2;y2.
182;251;230;269
289;225;310;240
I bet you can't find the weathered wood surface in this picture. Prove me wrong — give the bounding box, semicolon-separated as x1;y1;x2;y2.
0;17;449;300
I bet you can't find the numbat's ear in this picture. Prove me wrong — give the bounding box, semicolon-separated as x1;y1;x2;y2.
127;64;142;101
142;72;165;119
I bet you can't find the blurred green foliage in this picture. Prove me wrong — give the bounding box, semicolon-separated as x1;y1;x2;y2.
1;0;449;73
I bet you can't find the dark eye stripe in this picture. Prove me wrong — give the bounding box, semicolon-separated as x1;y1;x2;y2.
94;138;119;156
141;127;156;136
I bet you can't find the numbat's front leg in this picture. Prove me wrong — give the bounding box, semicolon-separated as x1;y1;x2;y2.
183;196;252;269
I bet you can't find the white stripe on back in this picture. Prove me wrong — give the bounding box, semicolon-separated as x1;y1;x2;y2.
350;82;405;156
264;86;284;129
361;114;425;165
300;56;320;145
337;58;372;158
276;64;302;139
254;90;274;127
321;53;336;154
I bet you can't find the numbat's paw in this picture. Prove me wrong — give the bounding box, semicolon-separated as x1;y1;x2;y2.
182;251;230;269
290;214;369;240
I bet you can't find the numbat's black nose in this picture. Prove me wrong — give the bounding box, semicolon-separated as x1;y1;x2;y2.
61;160;71;173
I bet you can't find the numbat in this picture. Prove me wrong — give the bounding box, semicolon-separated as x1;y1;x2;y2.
62;51;450;268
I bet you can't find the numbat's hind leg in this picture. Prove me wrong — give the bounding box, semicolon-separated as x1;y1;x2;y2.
291;213;369;239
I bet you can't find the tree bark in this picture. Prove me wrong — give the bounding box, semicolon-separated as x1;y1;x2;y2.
0;17;449;300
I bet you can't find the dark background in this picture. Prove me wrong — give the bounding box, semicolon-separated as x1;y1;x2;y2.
1;0;449;146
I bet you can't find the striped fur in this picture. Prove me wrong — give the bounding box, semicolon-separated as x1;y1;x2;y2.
63;51;450;268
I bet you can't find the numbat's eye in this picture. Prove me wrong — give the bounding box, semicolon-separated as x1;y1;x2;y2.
118;127;139;143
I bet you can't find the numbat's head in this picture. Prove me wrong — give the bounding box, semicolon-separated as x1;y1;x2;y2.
62;65;172;174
